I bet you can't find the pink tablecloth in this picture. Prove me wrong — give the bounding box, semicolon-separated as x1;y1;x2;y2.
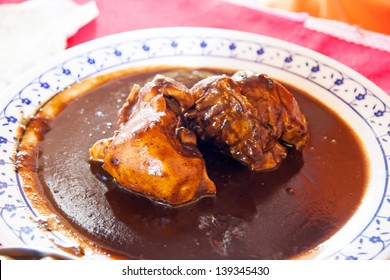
64;0;390;96
4;0;390;95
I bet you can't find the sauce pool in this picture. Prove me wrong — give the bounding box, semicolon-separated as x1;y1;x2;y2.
16;67;368;259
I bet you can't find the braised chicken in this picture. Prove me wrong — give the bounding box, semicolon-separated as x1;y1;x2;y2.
90;71;308;206
185;71;308;171
89;75;216;206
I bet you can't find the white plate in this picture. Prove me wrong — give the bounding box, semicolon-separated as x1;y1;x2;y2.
0;27;389;259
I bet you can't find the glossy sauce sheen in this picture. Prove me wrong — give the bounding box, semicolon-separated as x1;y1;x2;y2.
23;68;367;259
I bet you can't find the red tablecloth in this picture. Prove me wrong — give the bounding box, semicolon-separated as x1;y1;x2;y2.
4;0;390;95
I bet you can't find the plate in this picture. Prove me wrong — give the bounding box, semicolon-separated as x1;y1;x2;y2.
0;246;76;260
0;27;389;259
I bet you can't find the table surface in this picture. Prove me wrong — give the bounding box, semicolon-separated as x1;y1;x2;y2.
72;0;390;96
2;0;389;96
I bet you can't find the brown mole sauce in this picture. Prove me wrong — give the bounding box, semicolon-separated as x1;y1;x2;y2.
17;67;367;260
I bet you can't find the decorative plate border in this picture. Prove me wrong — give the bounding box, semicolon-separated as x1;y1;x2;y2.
0;28;389;259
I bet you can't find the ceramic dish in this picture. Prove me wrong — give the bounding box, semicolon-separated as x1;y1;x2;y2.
0;246;75;260
0;27;389;259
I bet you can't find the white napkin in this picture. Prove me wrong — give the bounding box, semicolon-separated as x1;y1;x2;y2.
0;0;99;92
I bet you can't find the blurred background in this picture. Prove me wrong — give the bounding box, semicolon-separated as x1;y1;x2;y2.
236;0;390;35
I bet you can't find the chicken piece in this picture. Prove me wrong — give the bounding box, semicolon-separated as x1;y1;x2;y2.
184;72;308;171
89;75;216;207
232;71;308;150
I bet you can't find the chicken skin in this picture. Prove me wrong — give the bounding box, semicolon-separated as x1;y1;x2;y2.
89;75;216;207
232;71;308;150
185;71;308;171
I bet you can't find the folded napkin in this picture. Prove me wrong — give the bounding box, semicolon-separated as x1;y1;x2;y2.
0;0;99;92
